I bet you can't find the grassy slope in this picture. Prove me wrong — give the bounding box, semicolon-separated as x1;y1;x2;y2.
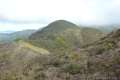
17;40;50;55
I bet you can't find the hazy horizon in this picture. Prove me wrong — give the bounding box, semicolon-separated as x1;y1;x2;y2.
0;0;120;31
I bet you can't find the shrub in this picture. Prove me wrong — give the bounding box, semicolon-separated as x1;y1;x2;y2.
62;63;81;74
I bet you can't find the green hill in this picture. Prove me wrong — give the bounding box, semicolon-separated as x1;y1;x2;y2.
0;30;36;43
29;20;83;52
29;20;104;53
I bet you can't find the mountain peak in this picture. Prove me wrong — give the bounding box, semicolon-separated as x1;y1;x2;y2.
47;20;79;29
51;20;72;23
52;20;69;23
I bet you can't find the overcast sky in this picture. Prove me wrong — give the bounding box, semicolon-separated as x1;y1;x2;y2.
0;0;120;31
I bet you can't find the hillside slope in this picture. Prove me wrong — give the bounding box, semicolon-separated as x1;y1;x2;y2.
29;20;104;53
84;29;120;79
0;29;119;80
0;41;50;80
80;27;105;45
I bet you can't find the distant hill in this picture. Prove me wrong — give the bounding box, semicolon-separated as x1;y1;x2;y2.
0;33;10;42
29;20;104;52
10;30;36;40
93;25;120;33
0;30;16;34
0;29;36;43
29;20;83;51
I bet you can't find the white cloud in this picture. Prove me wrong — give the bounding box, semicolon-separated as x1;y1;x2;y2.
0;0;120;31
0;22;45;31
0;0;97;21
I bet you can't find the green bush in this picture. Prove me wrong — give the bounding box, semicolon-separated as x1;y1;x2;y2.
62;63;81;74
14;38;22;42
